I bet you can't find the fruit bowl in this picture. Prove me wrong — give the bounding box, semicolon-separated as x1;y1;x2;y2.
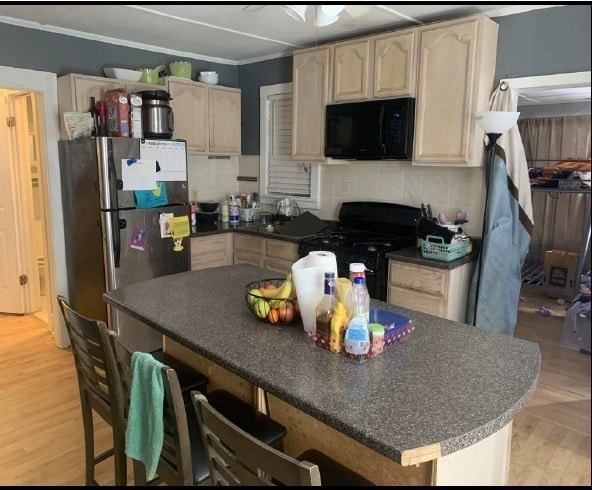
244;278;300;326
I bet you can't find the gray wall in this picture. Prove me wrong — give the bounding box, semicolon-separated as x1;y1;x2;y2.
238;56;293;155
238;4;592;155
0;22;238;87
494;4;591;82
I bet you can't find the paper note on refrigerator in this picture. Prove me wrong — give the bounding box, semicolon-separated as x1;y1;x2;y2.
121;158;157;190
140;139;187;181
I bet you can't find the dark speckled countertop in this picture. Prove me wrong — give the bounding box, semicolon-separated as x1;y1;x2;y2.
104;264;540;465
190;221;311;243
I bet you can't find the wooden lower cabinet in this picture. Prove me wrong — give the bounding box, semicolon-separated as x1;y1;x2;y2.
190;234;233;271
387;259;473;323
234;251;264;268
233;234;299;274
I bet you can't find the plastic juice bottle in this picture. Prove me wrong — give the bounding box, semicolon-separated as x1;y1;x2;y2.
347;271;370;320
344;277;371;356
330;302;348;353
316;272;336;339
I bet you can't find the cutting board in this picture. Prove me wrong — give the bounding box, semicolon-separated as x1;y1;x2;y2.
275;211;328;238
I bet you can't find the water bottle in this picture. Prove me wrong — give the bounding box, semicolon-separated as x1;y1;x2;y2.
344;277;371;356
229;196;240;225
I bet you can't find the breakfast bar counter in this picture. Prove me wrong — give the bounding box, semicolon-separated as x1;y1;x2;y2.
104;264;540;485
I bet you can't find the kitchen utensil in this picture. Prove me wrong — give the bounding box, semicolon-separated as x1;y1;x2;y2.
427;204;433;220
103;67;142;81
421;203;428;219
139;90;174;139
169;61;192;79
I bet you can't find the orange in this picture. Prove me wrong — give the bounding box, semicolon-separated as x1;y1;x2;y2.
266;284;277;290
259;287;267;294
267;308;279;324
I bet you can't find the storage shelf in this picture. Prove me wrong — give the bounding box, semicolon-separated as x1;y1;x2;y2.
530;186;592;194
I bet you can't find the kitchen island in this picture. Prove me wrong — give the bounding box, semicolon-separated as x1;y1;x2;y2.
104;264;540;486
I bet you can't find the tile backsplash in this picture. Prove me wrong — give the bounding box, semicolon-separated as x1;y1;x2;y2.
319;161;486;235
238;156;486;236
187;154;239;202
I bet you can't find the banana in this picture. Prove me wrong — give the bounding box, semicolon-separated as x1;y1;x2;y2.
270;274;293;308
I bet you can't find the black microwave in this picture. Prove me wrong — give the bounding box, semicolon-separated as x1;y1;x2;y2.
325;98;415;160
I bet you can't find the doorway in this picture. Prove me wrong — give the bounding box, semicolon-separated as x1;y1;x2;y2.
0;66;70;348
0;89;51;326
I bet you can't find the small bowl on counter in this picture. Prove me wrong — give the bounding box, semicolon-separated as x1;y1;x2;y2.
245;278;300;326
197;201;220;212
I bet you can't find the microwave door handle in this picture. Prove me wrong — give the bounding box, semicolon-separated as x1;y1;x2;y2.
379;106;386;153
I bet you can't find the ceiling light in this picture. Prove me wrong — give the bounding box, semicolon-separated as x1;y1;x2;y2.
283;5;308;22
315;5;343;27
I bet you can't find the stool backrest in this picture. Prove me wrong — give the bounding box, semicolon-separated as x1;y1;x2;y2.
57;296;124;427
108;331;193;486
191;392;321;486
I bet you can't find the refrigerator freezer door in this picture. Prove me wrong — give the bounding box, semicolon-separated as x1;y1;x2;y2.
98;137;189;210
58;139;108;322
101;205;190;351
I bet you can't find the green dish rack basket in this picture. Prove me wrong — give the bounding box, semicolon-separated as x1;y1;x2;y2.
421;235;470;262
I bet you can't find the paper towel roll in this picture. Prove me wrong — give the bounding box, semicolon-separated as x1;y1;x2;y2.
291;251;338;334
306;251;338;278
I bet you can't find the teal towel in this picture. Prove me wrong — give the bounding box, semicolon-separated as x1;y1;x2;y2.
125;352;165;481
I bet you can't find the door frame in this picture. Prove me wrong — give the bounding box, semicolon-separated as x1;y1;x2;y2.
0;65;68;348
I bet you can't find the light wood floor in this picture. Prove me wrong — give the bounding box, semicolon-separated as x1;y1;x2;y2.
0;295;590;486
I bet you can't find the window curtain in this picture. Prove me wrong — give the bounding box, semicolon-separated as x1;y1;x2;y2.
518;115;591;264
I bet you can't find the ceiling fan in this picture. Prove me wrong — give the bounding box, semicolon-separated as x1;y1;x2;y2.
242;5;372;27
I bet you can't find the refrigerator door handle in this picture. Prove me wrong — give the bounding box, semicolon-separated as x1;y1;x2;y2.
107;139;120;211
113;210;121;268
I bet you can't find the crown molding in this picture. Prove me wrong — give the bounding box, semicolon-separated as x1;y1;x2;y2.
0;15;239;66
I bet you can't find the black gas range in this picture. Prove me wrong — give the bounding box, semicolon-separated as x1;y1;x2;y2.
298;202;420;301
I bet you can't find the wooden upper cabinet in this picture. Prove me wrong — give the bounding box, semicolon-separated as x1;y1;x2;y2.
333;39;371;101
73;76;123;113
373;30;417;98
167;79;209;153
208;87;241;155
292;46;332;161
414;17;498;165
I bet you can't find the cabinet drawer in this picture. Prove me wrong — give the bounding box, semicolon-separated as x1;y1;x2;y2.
191;235;229;256
265;239;299;262
388;285;446;317
191;252;229;271
264;258;294;275
389;261;448;297
234;251;264;268
234;234;265;254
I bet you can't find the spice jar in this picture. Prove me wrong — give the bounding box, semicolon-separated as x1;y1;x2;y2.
370;323;385;354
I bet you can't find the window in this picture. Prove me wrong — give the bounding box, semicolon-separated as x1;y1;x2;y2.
259;83;320;209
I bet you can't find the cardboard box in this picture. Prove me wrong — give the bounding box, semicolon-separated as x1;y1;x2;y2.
543;249;579;295
104;89;129;137
129;93;143;139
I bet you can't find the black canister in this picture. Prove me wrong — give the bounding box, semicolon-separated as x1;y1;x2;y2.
139;90;174;139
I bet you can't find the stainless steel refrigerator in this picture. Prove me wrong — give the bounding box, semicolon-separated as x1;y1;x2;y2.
59;137;190;351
